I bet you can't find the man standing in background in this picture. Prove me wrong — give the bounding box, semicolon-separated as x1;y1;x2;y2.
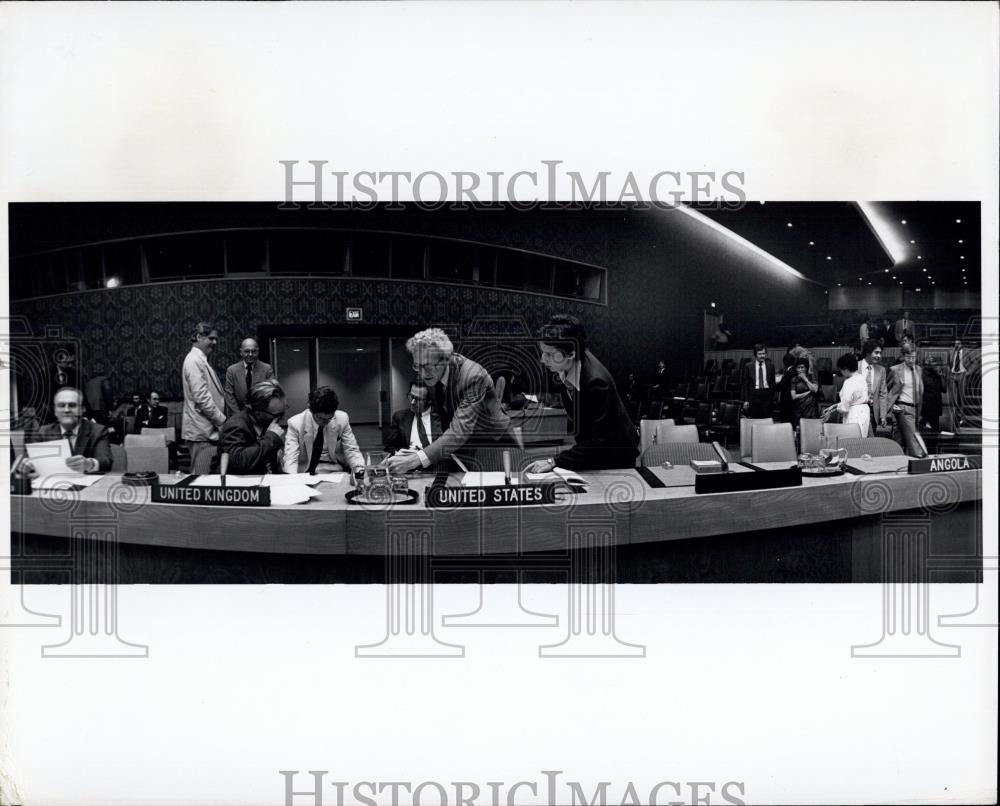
224;337;275;414
948;338;968;429
182;322;226;474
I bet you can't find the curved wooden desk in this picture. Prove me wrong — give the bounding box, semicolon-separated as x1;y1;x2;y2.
9;465;981;559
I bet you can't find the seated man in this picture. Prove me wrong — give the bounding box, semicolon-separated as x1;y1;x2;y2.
386;328;515;475
21;387;113;475
384;382;441;455
136;391;170;431
210;380;287;475
526;315;639;472
283;385;365;475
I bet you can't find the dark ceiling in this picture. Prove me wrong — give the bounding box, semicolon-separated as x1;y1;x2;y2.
697;201;980;291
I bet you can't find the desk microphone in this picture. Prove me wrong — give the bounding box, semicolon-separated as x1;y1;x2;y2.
502;449;512;486
710;441;730;472
220;453;229;487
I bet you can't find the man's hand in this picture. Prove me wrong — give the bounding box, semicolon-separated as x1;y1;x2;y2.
267;421;286;438
65;455;95;473
741;402;749;411
879;419;887;427
386;452;421;475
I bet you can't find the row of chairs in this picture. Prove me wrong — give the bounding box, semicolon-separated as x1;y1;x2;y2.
639;432;904;467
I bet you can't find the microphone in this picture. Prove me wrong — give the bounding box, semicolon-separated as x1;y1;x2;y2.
710;441;730;472
220;453;229;487
502;449;512;486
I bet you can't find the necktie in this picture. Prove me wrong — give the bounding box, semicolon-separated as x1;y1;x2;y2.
63;430;74;452
307;425;324;475
416;412;429;447
911;366;920;408
757;362;764;389
245;364;253;399
866;365;872;397
434;383;451;429
953;351;960;372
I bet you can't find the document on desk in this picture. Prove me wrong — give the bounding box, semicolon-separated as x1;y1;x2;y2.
34;472;105;490
461;471;511;487
25;439;70;459
190;475;262;487
523;467;585;485
260;473;336;486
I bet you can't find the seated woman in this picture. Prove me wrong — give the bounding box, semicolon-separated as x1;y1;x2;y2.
789;358;820;425
822;353;869;431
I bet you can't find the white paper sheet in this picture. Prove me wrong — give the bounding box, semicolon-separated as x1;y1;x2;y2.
260;473;334;486
461;471;513;487
34;474;105;490
190;475;261;487
24;439;70;459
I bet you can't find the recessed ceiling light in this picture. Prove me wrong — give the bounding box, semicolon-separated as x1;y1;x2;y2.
786;222;793;228
917;255;922;260
922;268;927;272
955;218;961;223
759;201;766;205
892;276;897;279
826;256;832;260
901;219;907;224
909;240;916;244
884;269;890;273
808;241;815;246
899;282;903;286
958;239;963;244
858;277;863;280
837;283;841;287
916;288;922;292
868;282;872;286
960;255;965;260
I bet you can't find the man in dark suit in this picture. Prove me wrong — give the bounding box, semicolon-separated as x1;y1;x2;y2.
887;343;926;457
224;338;275;415
740;344;776;419
23;387;113;474
384;382;442;454
211;379;288;475
526;315;639;472
386;328;514;475
136;391;170;431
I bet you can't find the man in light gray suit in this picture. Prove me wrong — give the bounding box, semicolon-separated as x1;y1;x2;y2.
224;338;275;414
182;322;226;473
858;339;888;437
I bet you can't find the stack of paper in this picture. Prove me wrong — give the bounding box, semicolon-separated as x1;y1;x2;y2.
524;467;585;485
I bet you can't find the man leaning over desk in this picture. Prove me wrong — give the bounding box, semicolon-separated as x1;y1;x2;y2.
385;328;515;475
283;385;365;475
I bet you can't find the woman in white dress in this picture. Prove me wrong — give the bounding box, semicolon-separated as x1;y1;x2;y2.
822;352;869;429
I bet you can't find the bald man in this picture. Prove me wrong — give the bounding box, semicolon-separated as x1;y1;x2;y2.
224;338;275;415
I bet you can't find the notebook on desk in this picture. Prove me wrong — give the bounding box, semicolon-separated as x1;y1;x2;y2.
844;456;910;475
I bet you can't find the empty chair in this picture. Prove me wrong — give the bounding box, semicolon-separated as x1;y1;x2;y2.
665;399;686;423
822;422;863;444
704;402;739;448
710;375;728;400
820;384;836;403
739;417;773;461
141;426;176;445
110;444;127;472
799;417;823;455
10;429;26;454
751;422;797;463
124;445;169;474
656;423;699;443
125;433;166;448
124;415;137;435
642;442;725;467
837;437;904;458
694;383;709;403
645;400;664;420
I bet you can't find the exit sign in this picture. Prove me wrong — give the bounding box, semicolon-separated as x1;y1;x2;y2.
346;307;363;322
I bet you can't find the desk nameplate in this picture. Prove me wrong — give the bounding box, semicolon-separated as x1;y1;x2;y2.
151;481;271;507
425;484;555;509
909;455;982;474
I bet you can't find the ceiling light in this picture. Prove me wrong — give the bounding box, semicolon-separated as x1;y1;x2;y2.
884;269;890;273
759;201;766;205
105;276;120;289
858;277;862;281
837;283;841;287
958;239;963;244
786;222;793;228
899;282;903;286
808;241;815;246
868;282;872;286
909;240;916;244
901;219;907;224
917;255;922;260
922;268;927;272
955;218;961;223
826;256;832;260
960;255;965;260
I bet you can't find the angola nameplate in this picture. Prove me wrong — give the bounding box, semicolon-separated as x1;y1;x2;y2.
908;455;982;475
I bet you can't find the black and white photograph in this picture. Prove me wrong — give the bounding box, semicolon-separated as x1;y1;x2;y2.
1;3;997;806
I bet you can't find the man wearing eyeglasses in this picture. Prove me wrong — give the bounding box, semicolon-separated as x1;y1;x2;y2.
384;382;441;454
386;328;513;475
224;338;275;415
136;391;169;430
